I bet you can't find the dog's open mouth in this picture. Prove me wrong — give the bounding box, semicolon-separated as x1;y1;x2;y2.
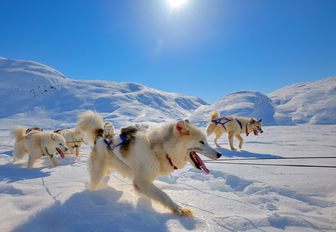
253;130;258;136
56;148;65;158
190;151;209;174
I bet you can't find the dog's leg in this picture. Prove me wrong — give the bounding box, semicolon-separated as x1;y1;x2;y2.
88;149;106;190
75;144;81;157
133;179;192;217
214;130;222;147
214;137;221;148
49;156;58;166
235;134;243;150
228;132;236;150
67;143;74;155
27;152;40;168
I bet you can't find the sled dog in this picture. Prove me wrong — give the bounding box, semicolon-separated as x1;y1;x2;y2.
206;112;263;150
54;128;83;157
77;110;221;216
12;127;68;167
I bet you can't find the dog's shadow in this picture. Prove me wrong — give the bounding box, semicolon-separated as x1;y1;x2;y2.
0;163;51;183
13;187;199;232
217;147;282;159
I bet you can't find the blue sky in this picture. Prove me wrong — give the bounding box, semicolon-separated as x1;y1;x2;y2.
1;0;335;103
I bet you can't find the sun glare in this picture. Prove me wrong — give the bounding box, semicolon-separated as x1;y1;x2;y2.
167;0;188;9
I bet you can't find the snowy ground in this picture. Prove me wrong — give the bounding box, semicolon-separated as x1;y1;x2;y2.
1;124;336;231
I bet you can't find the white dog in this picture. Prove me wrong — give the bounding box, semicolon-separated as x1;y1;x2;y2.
54;128;83;157
12;127;68;168
103;122;116;138
206;112;263;150
77;111;221;216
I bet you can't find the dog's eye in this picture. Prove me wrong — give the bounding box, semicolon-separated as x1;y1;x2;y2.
59;143;62;146
199;141;205;145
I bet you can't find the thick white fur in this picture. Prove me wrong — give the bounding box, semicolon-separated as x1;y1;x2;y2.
206;112;263;150
77;110;105;144
59;128;83;157
77;110;220;217
12;127;67;168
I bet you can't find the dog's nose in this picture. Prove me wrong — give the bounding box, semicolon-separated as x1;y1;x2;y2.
216;152;222;159
260;130;263;133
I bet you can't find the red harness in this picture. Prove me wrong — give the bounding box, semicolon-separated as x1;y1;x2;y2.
166;154;178;170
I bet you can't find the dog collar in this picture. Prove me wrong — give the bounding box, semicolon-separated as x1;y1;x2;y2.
44;147;54;158
166;154;178;170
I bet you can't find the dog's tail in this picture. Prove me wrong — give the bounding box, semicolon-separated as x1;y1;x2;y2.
206;112;220;136
210;111;220;121
11;126;26;142
77;110;104;145
11;126;27;162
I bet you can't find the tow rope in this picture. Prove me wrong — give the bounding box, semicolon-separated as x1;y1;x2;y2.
204;156;336;169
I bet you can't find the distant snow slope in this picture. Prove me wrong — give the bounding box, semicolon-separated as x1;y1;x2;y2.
1;57;335;127
190;78;336;126
189;91;275;126
269;77;336;125
0;57;206;128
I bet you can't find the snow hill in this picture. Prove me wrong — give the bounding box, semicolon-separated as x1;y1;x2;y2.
189;91;275;126
0;57;206;128
0;57;335;127
269;77;336;125
190;78;336;126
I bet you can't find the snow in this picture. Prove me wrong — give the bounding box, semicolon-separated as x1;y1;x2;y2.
0;57;206;129
1;57;336;231
1;124;336;231
269;77;336;125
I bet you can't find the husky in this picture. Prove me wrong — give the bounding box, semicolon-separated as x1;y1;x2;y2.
206;112;263;150
54;128;83;157
77;110;221;216
12;127;68;168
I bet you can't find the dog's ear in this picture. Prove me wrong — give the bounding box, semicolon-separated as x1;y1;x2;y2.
184;119;190;123
250;118;255;123
51;133;56;141
258;119;262;123
176;120;189;136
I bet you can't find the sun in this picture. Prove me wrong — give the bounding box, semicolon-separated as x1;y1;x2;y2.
167;0;189;9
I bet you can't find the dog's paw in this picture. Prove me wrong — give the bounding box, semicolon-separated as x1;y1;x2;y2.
174;207;193;217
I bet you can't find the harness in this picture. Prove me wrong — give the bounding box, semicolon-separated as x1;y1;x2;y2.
235;118;249;136
213;117;249;136
212;117;232;130
103;134;128;150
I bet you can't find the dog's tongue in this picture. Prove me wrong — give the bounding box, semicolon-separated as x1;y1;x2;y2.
56;148;65;158
253;130;258;136
192;151;210;174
